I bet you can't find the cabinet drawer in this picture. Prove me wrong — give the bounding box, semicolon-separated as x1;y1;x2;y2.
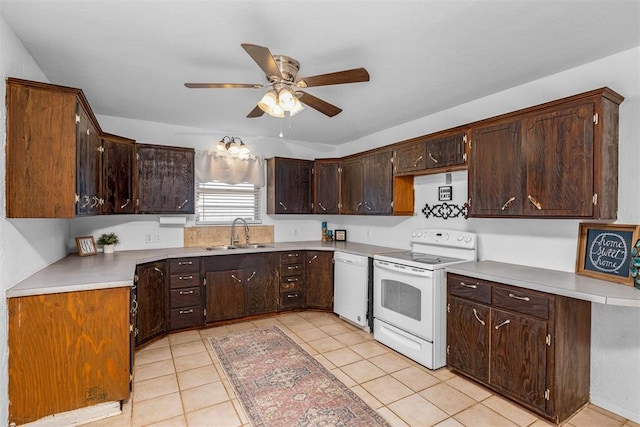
169;258;200;274
169;306;202;330
280;276;304;292
447;274;492;304
280;252;303;263
169;273;200;289
492;285;550;319
281;262;304;277
170;287;201;308
280;291;305;310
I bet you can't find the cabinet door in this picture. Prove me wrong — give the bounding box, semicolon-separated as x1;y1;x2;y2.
102;136;135;214
447;296;490;383
268;158;313;214
363;150;393;214
314;160;340;214
206;270;245;322
468;121;522;216
522;103;595;217
245;266;277;316
137;144;194;214
135;261;167;346
75;104;102;216
340;157;364;214
395;141;426;174
425;133;466;169
490;307;548;411
305;251;334;310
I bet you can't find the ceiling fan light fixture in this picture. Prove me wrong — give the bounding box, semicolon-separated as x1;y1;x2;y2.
278;87;296;110
289;97;305;116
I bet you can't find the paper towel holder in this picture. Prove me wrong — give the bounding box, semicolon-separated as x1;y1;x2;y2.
158;216;187;227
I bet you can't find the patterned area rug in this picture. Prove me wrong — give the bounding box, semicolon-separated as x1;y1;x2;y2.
209;326;390;427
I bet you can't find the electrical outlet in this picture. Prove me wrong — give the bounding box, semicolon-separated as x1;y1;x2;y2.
293;229;298;236
154;233;161;242
367;230;372;239
145;233;152;243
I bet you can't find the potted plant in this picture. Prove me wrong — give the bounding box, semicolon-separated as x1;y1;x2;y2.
97;232;120;254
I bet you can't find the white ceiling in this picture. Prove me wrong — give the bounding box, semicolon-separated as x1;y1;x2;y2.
1;0;639;146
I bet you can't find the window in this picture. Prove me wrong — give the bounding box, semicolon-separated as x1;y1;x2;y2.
195;182;261;224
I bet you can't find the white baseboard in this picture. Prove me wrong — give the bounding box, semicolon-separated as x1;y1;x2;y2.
15;401;122;427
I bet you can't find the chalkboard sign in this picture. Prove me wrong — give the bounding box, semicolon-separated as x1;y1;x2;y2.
576;223;640;285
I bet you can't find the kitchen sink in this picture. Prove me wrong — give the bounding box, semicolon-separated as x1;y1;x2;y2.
205;243;273;251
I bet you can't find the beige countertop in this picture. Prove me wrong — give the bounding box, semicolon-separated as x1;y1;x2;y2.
446;260;640;308
7;241;403;298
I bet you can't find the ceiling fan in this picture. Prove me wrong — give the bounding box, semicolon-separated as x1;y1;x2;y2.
184;43;370;118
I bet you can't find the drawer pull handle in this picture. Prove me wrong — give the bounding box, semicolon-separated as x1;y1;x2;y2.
178;261;193;266
179;309;194;315
527;195;543;210
179;290;194;295
179;275;193;280
287;253;299;258
287;265;299;270
287;278;299;282
472;308;485;326
287;293;298;298
460;282;477;289
508;293;530;302
246;271;256;282
501;196;516;211
495;319;511;330
231;274;242;283
153;267;164;275
428;151;438;164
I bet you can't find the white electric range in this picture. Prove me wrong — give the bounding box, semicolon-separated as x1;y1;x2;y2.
373;229;477;369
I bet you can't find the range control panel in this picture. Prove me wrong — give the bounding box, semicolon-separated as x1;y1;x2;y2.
410;229;476;249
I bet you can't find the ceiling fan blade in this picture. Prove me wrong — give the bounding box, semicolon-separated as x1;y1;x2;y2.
296;67;370;88
184;83;263;89
247;105;265;118
298;92;342;117
241;43;283;80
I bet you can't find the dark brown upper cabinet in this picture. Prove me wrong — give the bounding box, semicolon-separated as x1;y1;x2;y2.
341;150;394;215
313;159;340;214
102;133;136;214
136;144;195;214
394;131;467;176
6;78;103;218
267;157;313;214
468;88;623;219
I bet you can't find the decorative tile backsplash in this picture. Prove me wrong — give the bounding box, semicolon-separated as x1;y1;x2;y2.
183;225;274;247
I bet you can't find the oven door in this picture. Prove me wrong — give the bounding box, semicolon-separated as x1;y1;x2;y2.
373;259;434;341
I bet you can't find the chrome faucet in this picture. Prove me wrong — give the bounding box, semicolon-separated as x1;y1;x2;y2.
231;217;250;245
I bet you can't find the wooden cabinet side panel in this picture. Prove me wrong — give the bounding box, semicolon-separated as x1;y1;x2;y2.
597;97;620;219
551;296;591;422
8;288;130;425
6;85;77;218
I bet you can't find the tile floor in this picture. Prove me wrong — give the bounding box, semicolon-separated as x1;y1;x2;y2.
84;311;639;427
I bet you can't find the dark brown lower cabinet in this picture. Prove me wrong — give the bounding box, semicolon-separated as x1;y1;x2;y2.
135;261;167;346
446;273;591;424
204;253;279;323
305;251;334;310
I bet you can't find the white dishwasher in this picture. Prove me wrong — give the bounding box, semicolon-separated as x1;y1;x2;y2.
333;252;369;328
